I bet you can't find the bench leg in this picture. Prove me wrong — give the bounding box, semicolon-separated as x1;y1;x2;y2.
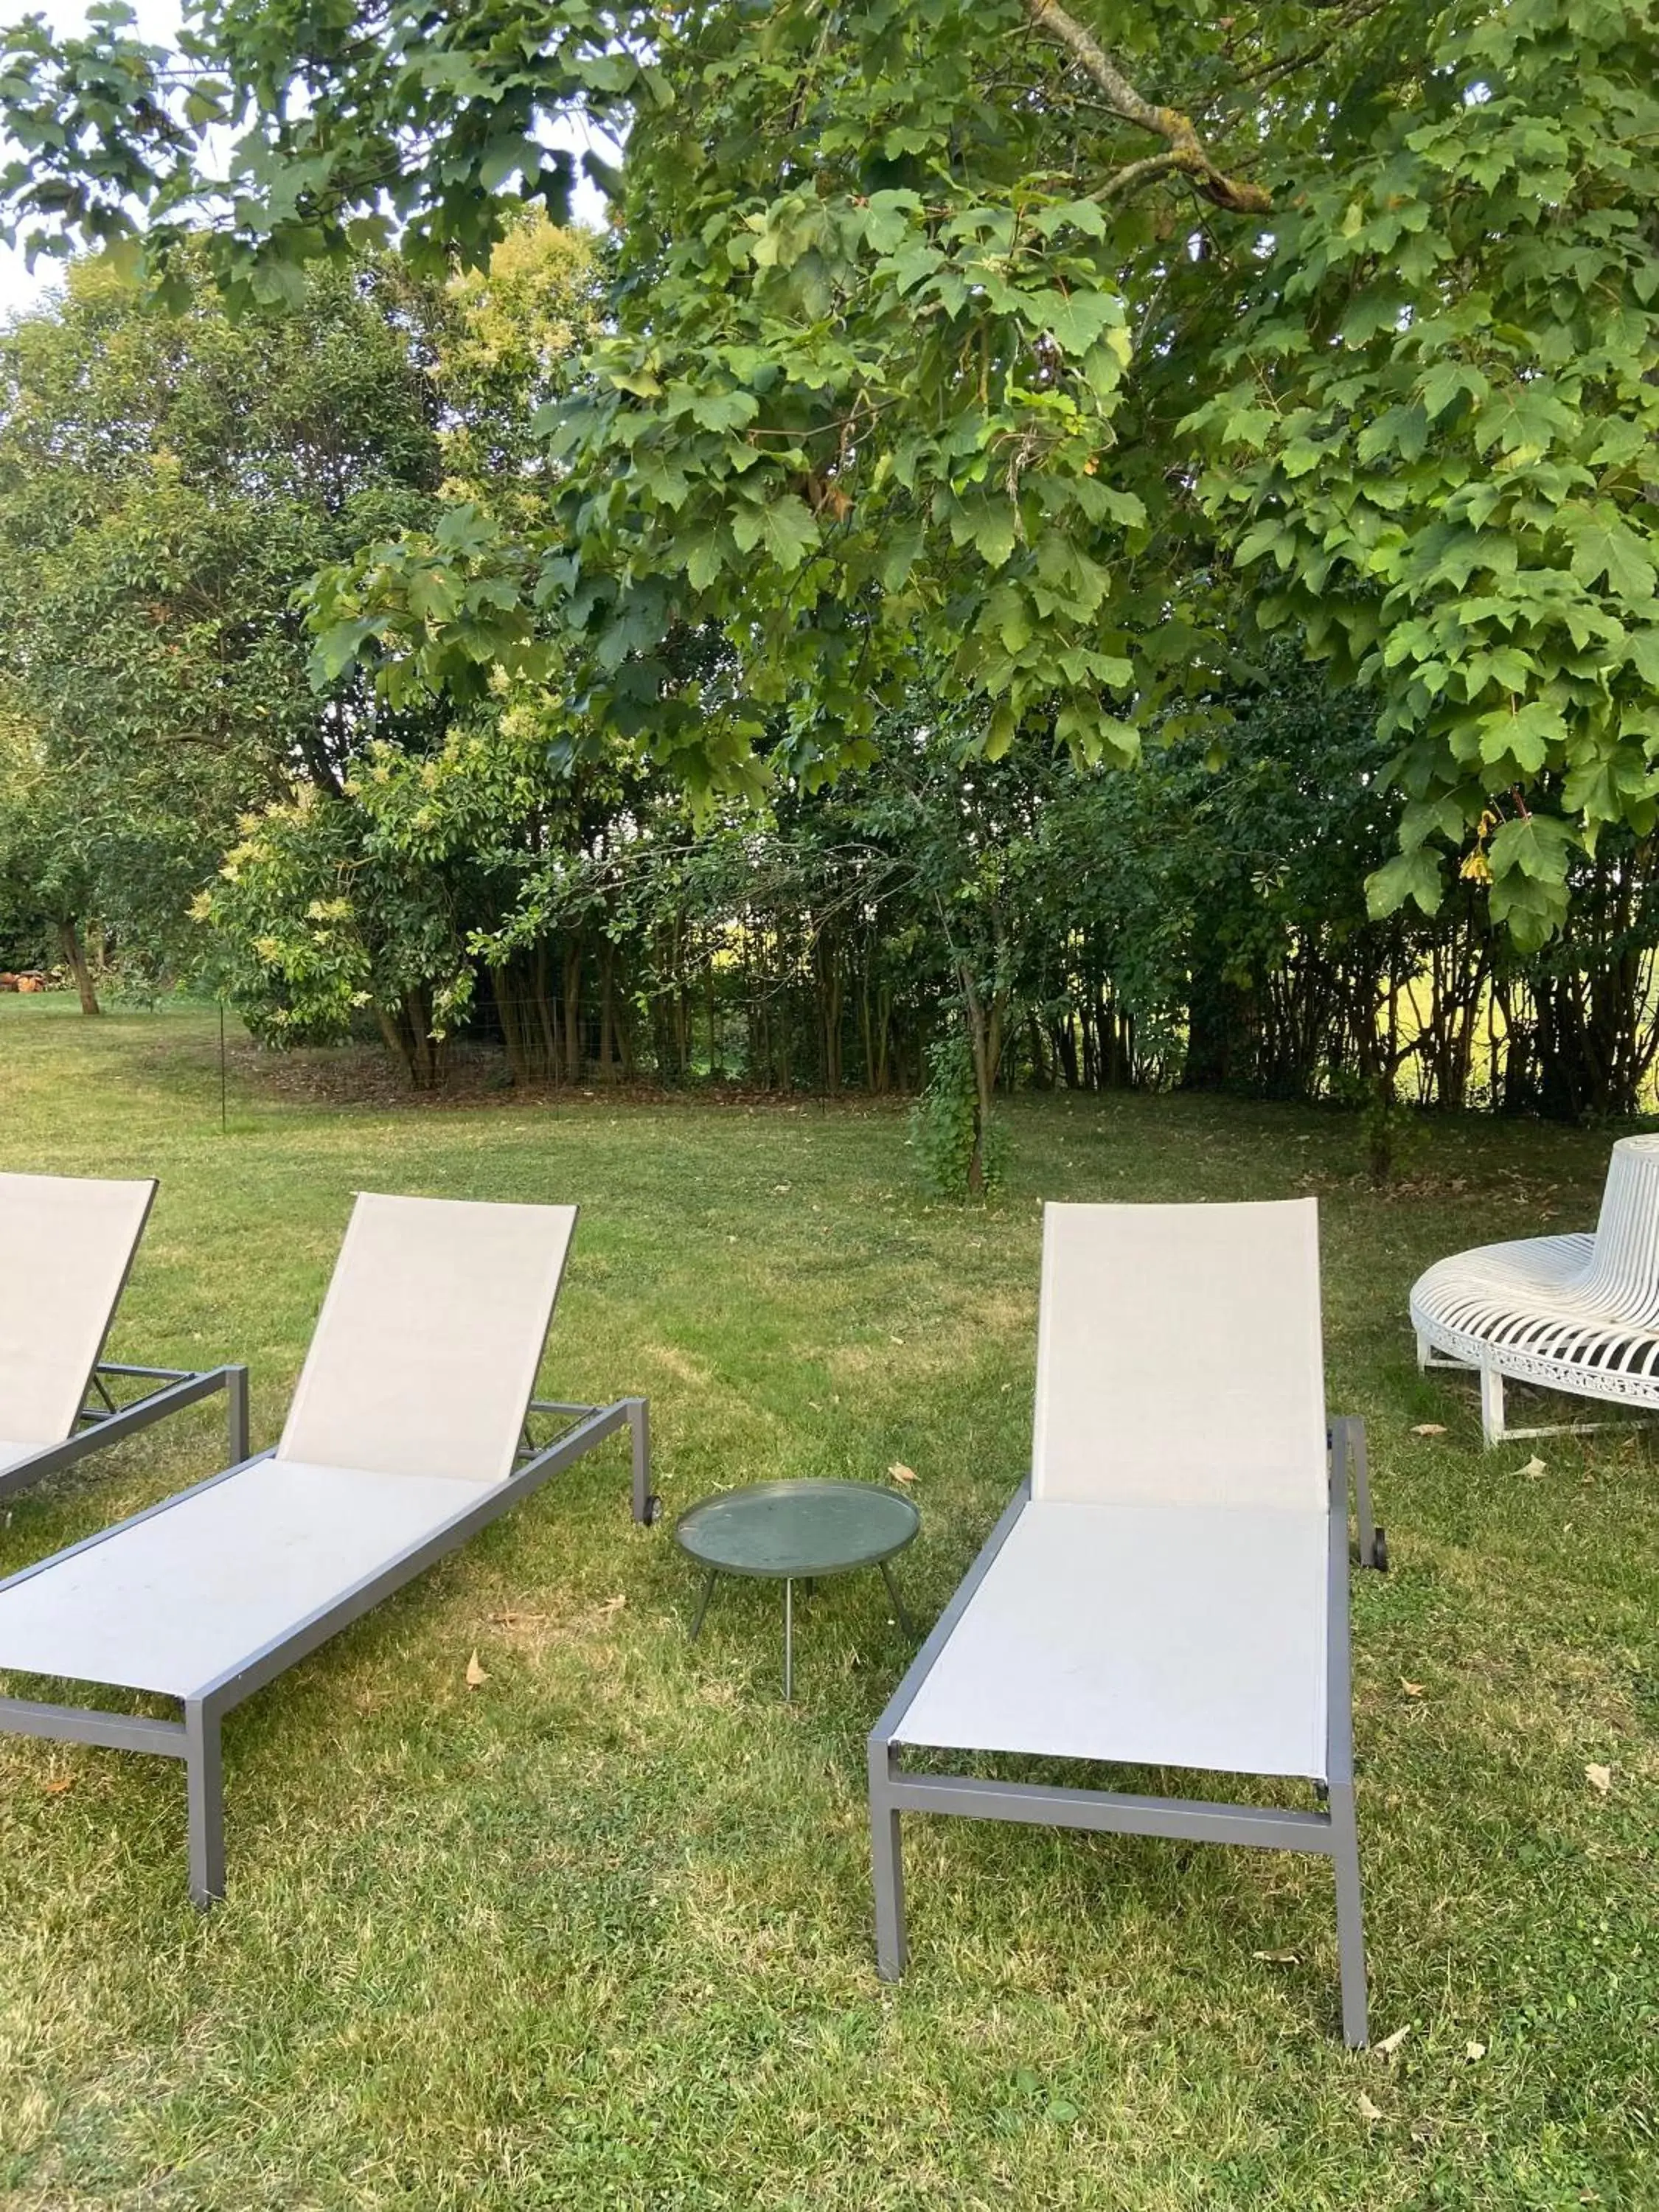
1479;1363;1506;1448
185;1700;225;1908
869;1741;907;1980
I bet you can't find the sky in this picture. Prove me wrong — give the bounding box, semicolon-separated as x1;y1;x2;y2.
0;0;611;319
0;0;181;315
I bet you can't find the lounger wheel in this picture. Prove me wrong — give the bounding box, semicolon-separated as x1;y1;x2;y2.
643;1494;662;1526
1369;1526;1388;1573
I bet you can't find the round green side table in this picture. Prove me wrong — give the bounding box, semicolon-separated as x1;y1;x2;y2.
674;1478;920;1700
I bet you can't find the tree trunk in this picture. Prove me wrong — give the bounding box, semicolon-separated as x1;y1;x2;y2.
562;939;584;1085
57;917;100;1016
493;964;529;1086
958;966;1005;1199
1182;941;1255;1091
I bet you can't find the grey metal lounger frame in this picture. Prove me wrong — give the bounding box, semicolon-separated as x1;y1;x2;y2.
0;1394;650;1905
0;1172;248;1501
868;1417;1369;2048
0;1360;250;1504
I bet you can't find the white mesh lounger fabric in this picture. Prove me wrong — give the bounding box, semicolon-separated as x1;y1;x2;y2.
0;1172;247;1498
0;1192;653;1905
1411;1133;1659;1445
868;1199;1370;2047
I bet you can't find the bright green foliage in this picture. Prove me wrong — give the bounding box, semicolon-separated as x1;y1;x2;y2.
1192;0;1659;947
0;0;643;288
6;3;1659;939
194;703;647;1086
197;781;468;1086
0;3;1316;792
0;246;448;975
0;713;99;988
439;216;605;527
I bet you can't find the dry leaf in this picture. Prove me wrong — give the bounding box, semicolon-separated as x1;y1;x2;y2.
771;1183;792;1194
1411;1423;1447;1437
1357;2092;1383;2121
1376;2023;1412;2058
599;1593;627;1619
1520;1455;1548;1479
1400;1679;1426;1698
1466;2040;1486;2062
488;1611;547;1627
43;1775;74;1797
1252;1950;1298;1964
889;1335;905;1345
1585;1762;1613;1795
465;1649;488;1690
888;1462;917;1484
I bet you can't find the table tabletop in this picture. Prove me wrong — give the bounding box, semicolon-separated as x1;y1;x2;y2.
674;1478;920;1580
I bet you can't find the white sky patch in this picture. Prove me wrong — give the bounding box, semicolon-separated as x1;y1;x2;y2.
0;0;178;313
0;0;614;319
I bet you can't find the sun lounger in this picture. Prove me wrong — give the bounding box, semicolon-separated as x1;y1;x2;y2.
0;1192;652;1904
867;1199;1368;2045
0;1172;247;1501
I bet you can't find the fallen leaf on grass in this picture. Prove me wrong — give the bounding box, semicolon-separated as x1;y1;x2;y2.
465;1649;488;1690
1466;2041;1486;2062
771;1183;792;1195
1411;1423;1447;1437
488;1611;547;1628
1585;1763;1613;1795
1252;1950;1298;1964
1520;1455;1548;1479
1357;2092;1383;2121
888;1462;917;1484
42;1775;74;1797
598;1594;627;1620
1376;2024;1412;2058
1400;1680;1426;1698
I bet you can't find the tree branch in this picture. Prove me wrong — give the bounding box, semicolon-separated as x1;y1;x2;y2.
1023;0;1272;215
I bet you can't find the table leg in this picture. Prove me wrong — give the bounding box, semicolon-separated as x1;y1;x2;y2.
689;1568;718;1642
784;1577;794;1702
880;1559;915;1638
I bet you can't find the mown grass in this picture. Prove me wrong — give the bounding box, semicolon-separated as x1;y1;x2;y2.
0;998;1654;2211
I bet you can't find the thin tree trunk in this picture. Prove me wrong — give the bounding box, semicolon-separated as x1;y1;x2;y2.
562;939;583;1085
57;917;100;1016
494;964;529;1086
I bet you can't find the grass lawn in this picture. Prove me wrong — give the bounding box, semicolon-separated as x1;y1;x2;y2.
0;999;1654;2211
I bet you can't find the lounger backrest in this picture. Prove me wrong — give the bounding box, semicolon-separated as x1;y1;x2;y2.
0;1172;156;1447
1031;1199;1327;1510
276;1193;578;1485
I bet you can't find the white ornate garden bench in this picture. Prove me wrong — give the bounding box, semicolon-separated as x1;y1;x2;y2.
1411;1133;1659;1446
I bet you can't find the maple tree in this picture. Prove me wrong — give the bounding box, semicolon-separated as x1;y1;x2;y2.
2;0;1655;942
